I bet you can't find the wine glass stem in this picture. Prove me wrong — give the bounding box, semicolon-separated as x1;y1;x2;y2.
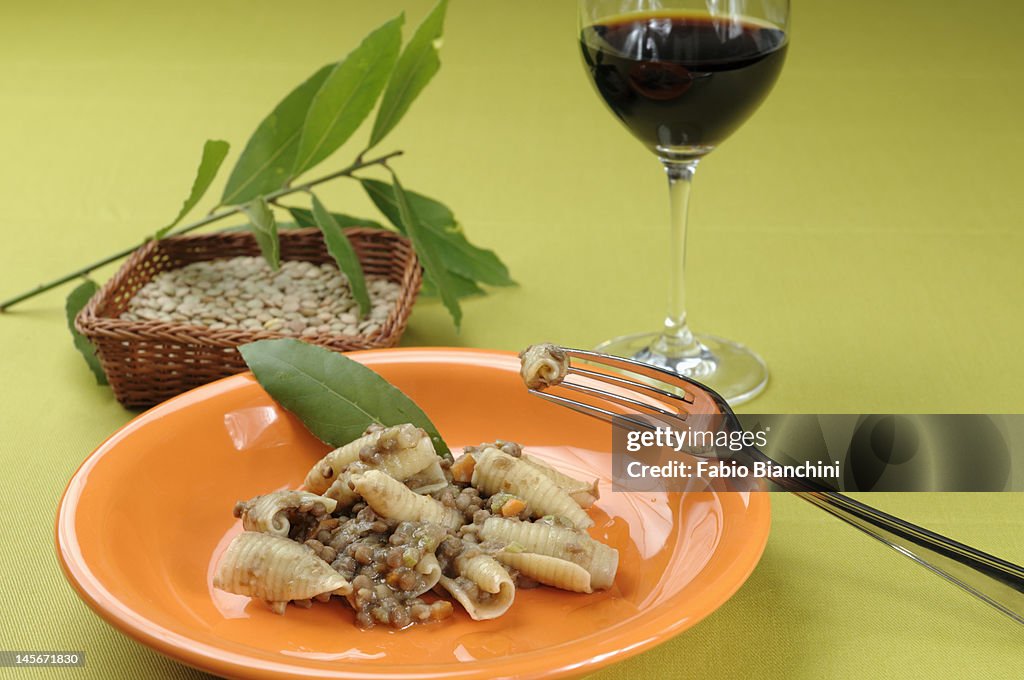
654;158;702;358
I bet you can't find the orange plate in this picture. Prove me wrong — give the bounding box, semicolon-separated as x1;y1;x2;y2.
56;348;770;679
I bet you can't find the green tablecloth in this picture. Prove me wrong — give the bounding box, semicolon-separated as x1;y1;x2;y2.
1;1;1021;677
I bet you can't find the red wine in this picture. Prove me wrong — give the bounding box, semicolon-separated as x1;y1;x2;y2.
580;12;787;156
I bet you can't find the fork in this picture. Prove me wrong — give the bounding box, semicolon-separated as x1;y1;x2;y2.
527;346;1024;625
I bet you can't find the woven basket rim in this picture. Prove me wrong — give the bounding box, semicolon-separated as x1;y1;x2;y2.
77;226;421;345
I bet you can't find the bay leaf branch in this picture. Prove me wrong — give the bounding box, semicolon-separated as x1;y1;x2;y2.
0;150;401;312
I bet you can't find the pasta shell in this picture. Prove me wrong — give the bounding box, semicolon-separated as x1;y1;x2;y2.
497;551;592;593
520;454;600;508
322;476;359;508
439;554;515;620
480;517;618;590
213;532;351;614
349;469;463;530
519;343;569;389
304;424;439;506
472;448;593;529
405;459;448;494
373;429;440;481
234;491;337;537
411;552;442;597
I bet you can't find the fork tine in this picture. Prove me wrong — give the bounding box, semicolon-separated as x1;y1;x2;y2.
557;378;684;423
564;348;700;400
568;365;695;406
528;389;657;432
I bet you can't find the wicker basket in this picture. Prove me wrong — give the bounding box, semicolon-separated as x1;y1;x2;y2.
76;227;421;408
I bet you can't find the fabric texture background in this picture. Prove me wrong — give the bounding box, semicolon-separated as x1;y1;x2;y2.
0;1;1021;678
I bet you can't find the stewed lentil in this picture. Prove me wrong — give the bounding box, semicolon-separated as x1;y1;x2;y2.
220;434;617;628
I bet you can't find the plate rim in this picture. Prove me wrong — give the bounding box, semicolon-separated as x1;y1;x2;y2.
55;347;771;680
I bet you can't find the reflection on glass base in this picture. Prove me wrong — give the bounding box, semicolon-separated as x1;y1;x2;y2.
593;332;768;406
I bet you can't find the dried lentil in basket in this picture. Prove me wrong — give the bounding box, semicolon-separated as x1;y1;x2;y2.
121;256;400;335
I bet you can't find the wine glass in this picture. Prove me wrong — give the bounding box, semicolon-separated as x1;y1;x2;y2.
578;0;789;404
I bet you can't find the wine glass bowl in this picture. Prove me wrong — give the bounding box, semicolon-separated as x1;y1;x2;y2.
578;0;789;404
580;7;788;159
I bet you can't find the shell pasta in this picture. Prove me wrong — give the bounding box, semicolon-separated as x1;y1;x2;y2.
305;424;439;507
213;424;618;629
213;532;351;615
350;469;464;530
520;453;601;508
496;551;593;593
439;553;516;620
481;516;619;590
471;448;594;529
233;491;337;537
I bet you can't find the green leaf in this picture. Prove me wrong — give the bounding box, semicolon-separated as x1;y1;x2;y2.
310;194;371;316
221;63;334;206
287;206;384;230
389;171;461;328
242;198;280;270
156;139;230;237
369;0;448;149
421;270;484;299
239;338;450;456
65;280;107;385
293;15;403;176
361;179;515;287
361;178;450;234
426;227;515;287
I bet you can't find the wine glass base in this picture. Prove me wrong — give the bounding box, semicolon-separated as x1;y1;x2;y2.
593;332;768;405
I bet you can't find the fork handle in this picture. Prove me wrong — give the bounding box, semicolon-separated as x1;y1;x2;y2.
788;487;1024;624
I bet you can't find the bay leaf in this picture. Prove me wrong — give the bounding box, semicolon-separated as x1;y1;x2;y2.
220;63;334;206
390;172;461;328
361;177;448;234
310;194;371;316
156;139;230;238
421;270;484;299
425;226;515;288
361;179;514;287
287;206;384;230
239;338;450;456
293;15;403;177
65;280;107;385
368;0;448;149
242;197;280;270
